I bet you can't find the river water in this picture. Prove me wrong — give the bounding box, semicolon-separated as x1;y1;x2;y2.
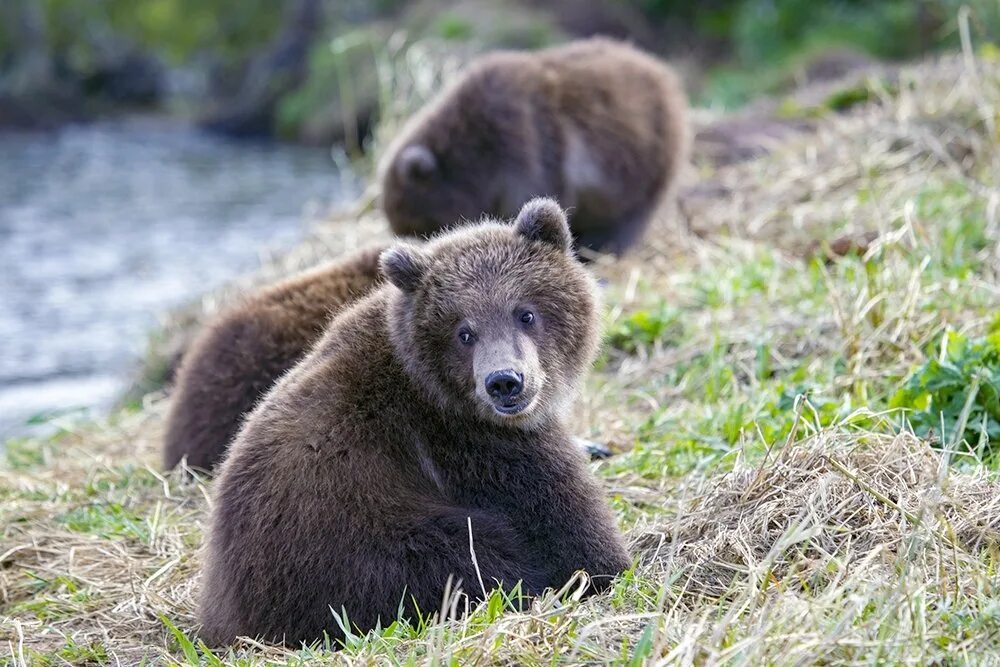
0;120;358;438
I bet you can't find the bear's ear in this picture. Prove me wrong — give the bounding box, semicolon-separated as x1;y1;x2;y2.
380;244;429;293
514;197;572;252
395;144;437;182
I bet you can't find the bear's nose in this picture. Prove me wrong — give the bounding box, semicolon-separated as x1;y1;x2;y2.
485;370;523;401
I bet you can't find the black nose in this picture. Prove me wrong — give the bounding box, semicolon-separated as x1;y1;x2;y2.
485;369;523;401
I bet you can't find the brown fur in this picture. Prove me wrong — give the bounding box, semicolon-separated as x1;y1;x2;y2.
199;199;629;646
380;37;689;255
162;246;387;471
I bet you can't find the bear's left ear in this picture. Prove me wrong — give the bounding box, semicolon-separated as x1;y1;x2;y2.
514;197;572;252
380;244;429;293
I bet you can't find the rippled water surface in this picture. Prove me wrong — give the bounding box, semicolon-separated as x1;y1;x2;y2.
0;121;356;437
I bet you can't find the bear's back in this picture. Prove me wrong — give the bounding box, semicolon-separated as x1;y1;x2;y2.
200;291;442;643
542;38;687;191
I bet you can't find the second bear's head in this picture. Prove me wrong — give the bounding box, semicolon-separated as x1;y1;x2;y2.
380;198;600;427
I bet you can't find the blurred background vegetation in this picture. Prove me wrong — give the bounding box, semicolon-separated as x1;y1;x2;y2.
2;0;998;149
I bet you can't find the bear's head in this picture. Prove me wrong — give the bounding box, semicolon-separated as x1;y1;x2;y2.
377;65;526;238
381;198;600;428
380;137;510;239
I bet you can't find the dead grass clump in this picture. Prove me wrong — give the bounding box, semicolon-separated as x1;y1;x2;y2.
0;405;203;662
674;53;999;253
637;430;1000;599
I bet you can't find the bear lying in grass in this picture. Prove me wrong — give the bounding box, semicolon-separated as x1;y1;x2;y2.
199;198;630;646
380;37;689;256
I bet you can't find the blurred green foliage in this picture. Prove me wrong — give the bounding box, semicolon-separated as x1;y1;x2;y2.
606;302;684;354
20;0;283;64
638;0;1000;106
435;13;476;41
638;0;999;63
274;27;384;145
7;0;998;75
3;0;997;132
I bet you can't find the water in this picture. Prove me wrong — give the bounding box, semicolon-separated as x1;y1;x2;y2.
0;120;358;438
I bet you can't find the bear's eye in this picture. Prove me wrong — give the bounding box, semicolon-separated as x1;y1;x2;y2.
458;328;475;345
519;311;535;325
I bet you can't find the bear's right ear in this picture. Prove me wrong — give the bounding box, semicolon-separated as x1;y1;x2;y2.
380;244;429;293
514;197;572;253
395;144;437;182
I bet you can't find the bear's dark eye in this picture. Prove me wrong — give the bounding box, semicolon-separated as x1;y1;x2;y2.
520;311;535;325
458;328;475;345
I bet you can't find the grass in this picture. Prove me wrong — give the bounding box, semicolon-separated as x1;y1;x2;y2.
3;48;1000;665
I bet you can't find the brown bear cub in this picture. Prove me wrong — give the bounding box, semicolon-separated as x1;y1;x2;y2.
199;198;630;646
162;246;387;472
163;244;610;473
380;37;689;255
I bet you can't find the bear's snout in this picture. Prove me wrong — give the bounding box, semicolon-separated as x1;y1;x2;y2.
485;369;523;407
471;326;543;422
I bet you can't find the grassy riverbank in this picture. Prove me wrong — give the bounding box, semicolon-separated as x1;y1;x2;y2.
3;52;999;665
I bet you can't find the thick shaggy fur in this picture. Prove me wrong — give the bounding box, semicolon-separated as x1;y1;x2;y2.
162;246;387;471
199;199;630;646
380;37;689;255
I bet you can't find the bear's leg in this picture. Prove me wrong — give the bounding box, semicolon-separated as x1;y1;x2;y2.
473;440;631;596
573;436;612;459
604;206;658;256
397;506;547;618
200;505;544;647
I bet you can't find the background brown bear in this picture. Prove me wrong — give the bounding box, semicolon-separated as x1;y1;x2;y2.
380;37;689;256
199;198;630;646
162;246;387;471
